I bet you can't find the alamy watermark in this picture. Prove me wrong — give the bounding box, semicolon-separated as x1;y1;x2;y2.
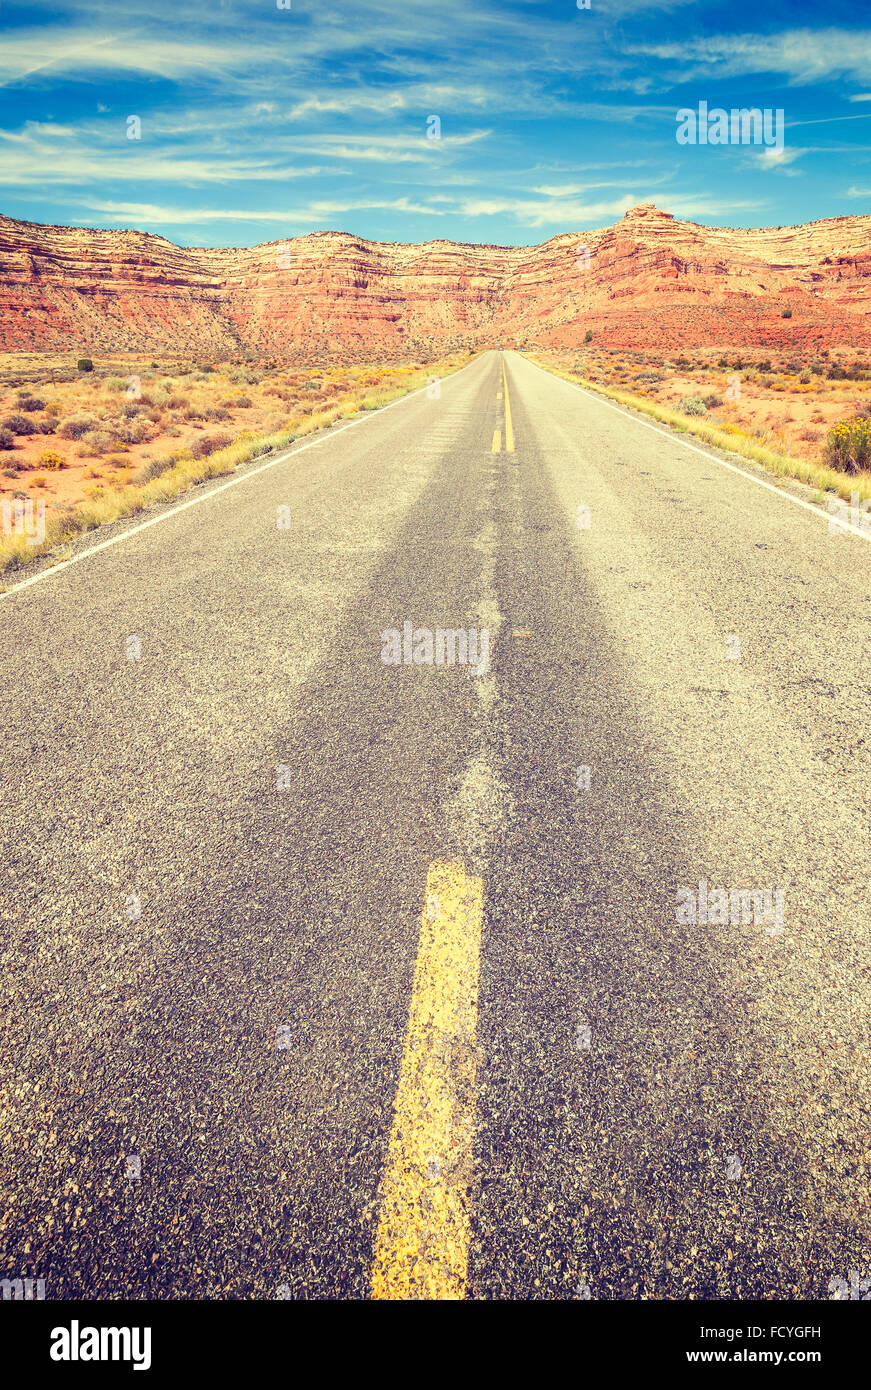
381;622;490;675
676;880;785;934
1;1277;45;1300
828;1272;870;1299
827;492;871;536
676;103;784;153
50;1322;152;1370
1;497;45;547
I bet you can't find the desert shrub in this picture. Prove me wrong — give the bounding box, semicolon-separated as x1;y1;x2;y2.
58;413;98;440
4;413;36;435
35;419;54;434
191;431;234;458
781;308;793;319
232;395;252;408
105;455;127;469
77;358;94;373
16;395;45;412
703;394;724;408
43;401;62;417
203;406;230;421
183;405;204;420
2;467;18;478
38;448;64;470
823;415;871;474
0;427;14;448
111;417;151;444
676;395;708;416
585;330;594;343
31;474;47;487
80;429;114;456
635;371;666;383
131;454;176;484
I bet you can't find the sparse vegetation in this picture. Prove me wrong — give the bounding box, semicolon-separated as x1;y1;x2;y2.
0;351;474;577
676;395;708;415
823;415;871;474
37;449;65;470
4;413;36;435
530;350;871;508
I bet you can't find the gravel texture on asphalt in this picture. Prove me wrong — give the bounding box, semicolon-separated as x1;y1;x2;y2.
1;350;868;1299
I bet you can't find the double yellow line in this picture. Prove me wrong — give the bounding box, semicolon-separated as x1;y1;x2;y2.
492;354;515;453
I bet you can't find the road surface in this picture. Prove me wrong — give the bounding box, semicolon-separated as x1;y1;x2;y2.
1;349;869;1300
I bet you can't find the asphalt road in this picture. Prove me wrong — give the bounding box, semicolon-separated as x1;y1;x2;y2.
1;349;869;1300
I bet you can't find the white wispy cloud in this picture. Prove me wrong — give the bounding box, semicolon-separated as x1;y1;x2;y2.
82;196;448;226
632;29;871;87
747;146;807;169
0;30;250;87
0;124;334;186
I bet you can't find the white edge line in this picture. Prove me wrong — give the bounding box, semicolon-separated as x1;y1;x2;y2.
0;356;482;601
516;352;871;546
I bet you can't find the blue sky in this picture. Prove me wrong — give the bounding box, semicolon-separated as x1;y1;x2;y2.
0;0;869;248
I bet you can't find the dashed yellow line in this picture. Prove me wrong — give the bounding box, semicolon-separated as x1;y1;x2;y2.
491;428;502;452
501;356;515;452
370;861;484;1301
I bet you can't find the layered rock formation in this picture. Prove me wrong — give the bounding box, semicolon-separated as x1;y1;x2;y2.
1;203;870;358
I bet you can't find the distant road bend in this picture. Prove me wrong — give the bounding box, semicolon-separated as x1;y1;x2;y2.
1;350;869;1300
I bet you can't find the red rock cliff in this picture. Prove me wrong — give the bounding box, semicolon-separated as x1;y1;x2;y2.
1;203;870;357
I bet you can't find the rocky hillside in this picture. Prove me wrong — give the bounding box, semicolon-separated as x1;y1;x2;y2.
2;204;871;358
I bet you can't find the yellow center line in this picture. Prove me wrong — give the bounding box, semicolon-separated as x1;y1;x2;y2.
501;356;515;452
491;428;502;452
370;861;484;1301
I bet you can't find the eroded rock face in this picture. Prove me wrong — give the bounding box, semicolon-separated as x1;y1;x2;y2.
2;203;870;357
